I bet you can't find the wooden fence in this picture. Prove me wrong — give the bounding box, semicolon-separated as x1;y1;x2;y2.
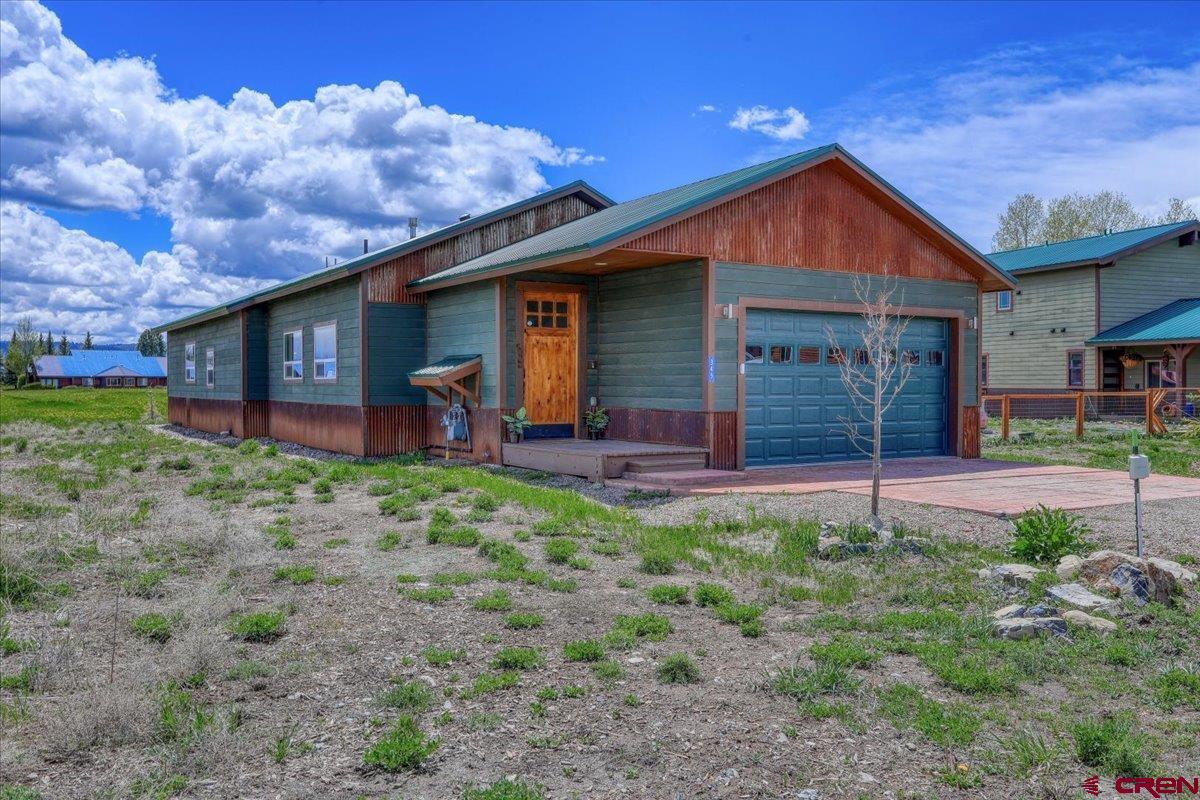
982;388;1199;440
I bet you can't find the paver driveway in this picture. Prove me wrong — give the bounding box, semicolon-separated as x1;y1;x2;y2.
684;457;1200;517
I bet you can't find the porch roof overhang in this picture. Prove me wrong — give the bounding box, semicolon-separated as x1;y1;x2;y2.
408;354;482;405
1086;298;1200;348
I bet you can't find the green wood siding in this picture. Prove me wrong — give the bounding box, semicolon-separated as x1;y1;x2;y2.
504;272;598;407
1099;240;1200;330
597;261;703;411
367;303;426;404
266;277;361;405
717;263;979;407
425;281;498;406
980;268;1097;390
245;307;268;401
167;313;241;401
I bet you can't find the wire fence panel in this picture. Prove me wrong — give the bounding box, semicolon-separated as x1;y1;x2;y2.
982;388;1199;440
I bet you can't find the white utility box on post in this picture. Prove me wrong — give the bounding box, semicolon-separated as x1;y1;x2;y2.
1129;452;1150;557
1129;454;1150;480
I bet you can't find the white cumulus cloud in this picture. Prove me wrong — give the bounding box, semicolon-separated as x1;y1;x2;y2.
728;105;810;141
0;0;597;341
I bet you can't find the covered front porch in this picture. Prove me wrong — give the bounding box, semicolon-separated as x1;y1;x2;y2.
1089;298;1199;417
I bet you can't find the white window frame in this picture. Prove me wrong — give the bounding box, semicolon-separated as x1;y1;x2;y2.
312;321;338;382
205;347;215;388
123;377;135;387
184;342;196;383
283;329;304;381
83;377;94;387
137;377;148;387
995;290;1013;312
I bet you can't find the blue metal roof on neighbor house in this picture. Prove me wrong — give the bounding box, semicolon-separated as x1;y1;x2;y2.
35;351;168;378
409;143;1012;291
1086;298;1200;345
987;220;1199;275
156;180;612;332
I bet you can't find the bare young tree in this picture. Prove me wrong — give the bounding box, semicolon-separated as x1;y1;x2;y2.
824;274;915;527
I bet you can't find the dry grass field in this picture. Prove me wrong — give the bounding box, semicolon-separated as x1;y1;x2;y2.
1;394;1197;799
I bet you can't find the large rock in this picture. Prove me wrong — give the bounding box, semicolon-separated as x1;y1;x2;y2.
1079;550;1140;582
993;617;1068;641
1147;557;1197;584
1110;563;1152;606
1078;550;1179;605
989;563;1043;588
1046;582;1113;611
1056;554;1083;581
1062;609;1118;634
817;536;844;559
992;604;1026;620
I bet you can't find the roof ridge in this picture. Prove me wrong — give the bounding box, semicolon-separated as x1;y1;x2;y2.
607;144;835;208
988;219;1196;256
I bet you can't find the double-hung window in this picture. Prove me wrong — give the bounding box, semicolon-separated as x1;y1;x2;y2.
284;330;303;380
313;322;337;381
205;347;215;387
184;342;196;383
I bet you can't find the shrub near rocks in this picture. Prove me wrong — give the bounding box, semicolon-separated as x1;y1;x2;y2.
1009;505;1090;564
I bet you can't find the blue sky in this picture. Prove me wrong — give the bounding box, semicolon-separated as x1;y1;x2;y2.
3;0;1198;340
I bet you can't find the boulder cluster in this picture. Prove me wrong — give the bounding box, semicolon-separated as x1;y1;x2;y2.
979;550;1194;641
815;520;930;560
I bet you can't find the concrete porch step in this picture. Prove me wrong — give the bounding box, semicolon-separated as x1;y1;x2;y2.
618;468;747;486
624;455;708;473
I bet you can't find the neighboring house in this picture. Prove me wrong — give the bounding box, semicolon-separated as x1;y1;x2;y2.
982;221;1200;394
158;144;1013;468
33;351;168;388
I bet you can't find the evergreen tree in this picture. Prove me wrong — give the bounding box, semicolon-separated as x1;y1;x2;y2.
3;330;20;386
83;330;94;350
136;328;165;357
58;334;71;355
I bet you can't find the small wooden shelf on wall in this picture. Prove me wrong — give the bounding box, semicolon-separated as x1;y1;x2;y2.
408;354;482;406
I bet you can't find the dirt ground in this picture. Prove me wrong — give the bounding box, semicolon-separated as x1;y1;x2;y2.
2;422;1197;800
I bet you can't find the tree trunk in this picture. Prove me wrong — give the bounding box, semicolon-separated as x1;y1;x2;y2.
872;363;883;518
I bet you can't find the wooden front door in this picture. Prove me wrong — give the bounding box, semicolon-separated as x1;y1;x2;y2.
522;289;578;428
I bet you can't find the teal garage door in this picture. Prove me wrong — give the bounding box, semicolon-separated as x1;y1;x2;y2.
744;309;949;467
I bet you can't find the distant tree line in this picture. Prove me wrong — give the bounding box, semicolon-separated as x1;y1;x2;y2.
992;192;1197;252
3;320;165;386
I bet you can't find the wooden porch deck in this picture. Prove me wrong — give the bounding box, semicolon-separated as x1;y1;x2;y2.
501;438;709;483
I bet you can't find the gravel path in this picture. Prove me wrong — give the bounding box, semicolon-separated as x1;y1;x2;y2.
637;490;1200;558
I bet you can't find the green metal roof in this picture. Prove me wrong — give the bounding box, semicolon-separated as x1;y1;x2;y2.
1086;298;1200;346
409;143;1008;291
987;220;1199;275
408;354;481;378
156;180;612;332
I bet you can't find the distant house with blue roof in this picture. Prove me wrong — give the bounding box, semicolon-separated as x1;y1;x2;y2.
157;144;1015;467
981;220;1200;394
34;351;167;388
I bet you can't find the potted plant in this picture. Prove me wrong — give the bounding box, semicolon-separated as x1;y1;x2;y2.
502;407;533;443
584;405;610;440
